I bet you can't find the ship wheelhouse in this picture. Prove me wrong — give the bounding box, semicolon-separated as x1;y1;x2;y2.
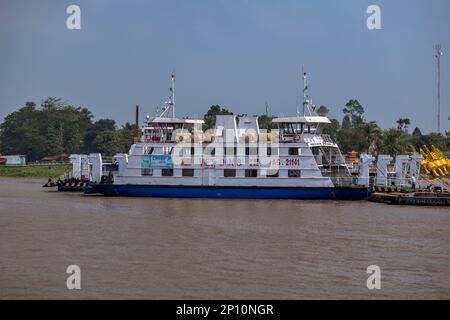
140;117;204;144
273;116;350;183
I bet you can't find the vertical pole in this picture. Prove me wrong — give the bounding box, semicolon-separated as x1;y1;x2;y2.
171;74;175;118
436;44;442;134
302;69;307;116
135;105;139;136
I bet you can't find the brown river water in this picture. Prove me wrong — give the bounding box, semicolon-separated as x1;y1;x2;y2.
0;177;449;299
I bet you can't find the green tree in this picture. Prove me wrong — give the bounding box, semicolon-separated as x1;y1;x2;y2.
203;105;233;130
361;121;382;153
342;99;364;128
421;132;449;151
322;118;340;141
396;117;411;132
0;102;47;161
377;128;408;156
83;119;117;153
316;105;330;117
44;123;64;156
92;130;120;156
258;115;277;130
117;122;137;153
65;122;83;154
337;127;368;154
0;98;100;160
412;127;422;138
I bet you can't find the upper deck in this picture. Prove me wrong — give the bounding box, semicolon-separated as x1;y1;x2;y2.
140;117;204;143
136;113;334;147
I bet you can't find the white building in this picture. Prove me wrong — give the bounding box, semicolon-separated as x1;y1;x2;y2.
1;155;26;165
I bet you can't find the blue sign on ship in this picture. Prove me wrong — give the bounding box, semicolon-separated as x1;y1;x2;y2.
142;155;173;169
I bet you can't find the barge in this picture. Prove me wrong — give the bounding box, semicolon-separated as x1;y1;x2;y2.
369;190;450;206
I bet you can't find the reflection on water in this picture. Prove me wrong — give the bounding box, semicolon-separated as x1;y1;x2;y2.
0;177;449;299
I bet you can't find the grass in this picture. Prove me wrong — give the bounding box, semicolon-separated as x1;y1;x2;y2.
0;164;71;178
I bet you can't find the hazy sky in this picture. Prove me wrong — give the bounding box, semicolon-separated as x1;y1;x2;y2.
1;0;449;132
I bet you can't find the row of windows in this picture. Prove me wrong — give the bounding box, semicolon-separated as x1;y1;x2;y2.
142;168;301;178
163;147;300;156
226;169;300;178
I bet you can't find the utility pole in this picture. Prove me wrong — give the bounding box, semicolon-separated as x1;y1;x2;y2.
435;44;443;133
135;105;139;135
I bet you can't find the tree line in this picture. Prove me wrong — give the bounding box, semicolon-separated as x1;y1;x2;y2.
0;97;449;162
203;101;449;157
319;99;450;156
0;98;136;161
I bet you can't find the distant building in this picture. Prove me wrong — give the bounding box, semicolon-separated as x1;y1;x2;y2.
0;155;26;165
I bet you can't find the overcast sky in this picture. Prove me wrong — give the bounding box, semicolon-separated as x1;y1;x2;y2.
1;0;449;132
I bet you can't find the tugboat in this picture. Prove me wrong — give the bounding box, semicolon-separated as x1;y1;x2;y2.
85;73;370;200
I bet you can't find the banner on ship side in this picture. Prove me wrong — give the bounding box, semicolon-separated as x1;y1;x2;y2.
142;155;174;169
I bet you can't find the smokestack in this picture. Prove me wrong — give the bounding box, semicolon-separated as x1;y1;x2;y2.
135;105;139;134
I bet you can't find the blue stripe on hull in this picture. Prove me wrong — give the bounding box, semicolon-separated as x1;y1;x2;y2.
86;184;369;200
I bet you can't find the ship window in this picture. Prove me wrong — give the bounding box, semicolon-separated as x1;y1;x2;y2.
191;147;195;155
266;169;279;178
224;147;237;156
163;146;173;155
245;147;257;156
182;169;195;177
288;170;301;178
267;146;278;156
288;148;299;155
142;168;153;176
144;147;154;155
245;169;258;178
181;147;191;156
162;169;173;176
224;169;236;177
204;147;215;156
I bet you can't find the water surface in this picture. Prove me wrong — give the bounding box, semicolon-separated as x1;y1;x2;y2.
0;177;449;299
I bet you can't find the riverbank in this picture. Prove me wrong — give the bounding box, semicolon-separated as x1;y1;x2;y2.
0;164;70;178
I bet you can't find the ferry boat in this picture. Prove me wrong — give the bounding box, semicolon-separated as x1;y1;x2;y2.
86;74;370;200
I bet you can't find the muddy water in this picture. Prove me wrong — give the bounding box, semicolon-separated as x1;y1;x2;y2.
0;177;449;299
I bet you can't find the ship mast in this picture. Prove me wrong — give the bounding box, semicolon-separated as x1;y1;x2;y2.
160;73;176;118
170;73;175;118
302;69;309;116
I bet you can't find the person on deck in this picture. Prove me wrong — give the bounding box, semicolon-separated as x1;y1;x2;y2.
411;175;417;189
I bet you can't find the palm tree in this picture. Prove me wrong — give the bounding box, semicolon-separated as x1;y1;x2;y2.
396;118;411;132
362;121;381;153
